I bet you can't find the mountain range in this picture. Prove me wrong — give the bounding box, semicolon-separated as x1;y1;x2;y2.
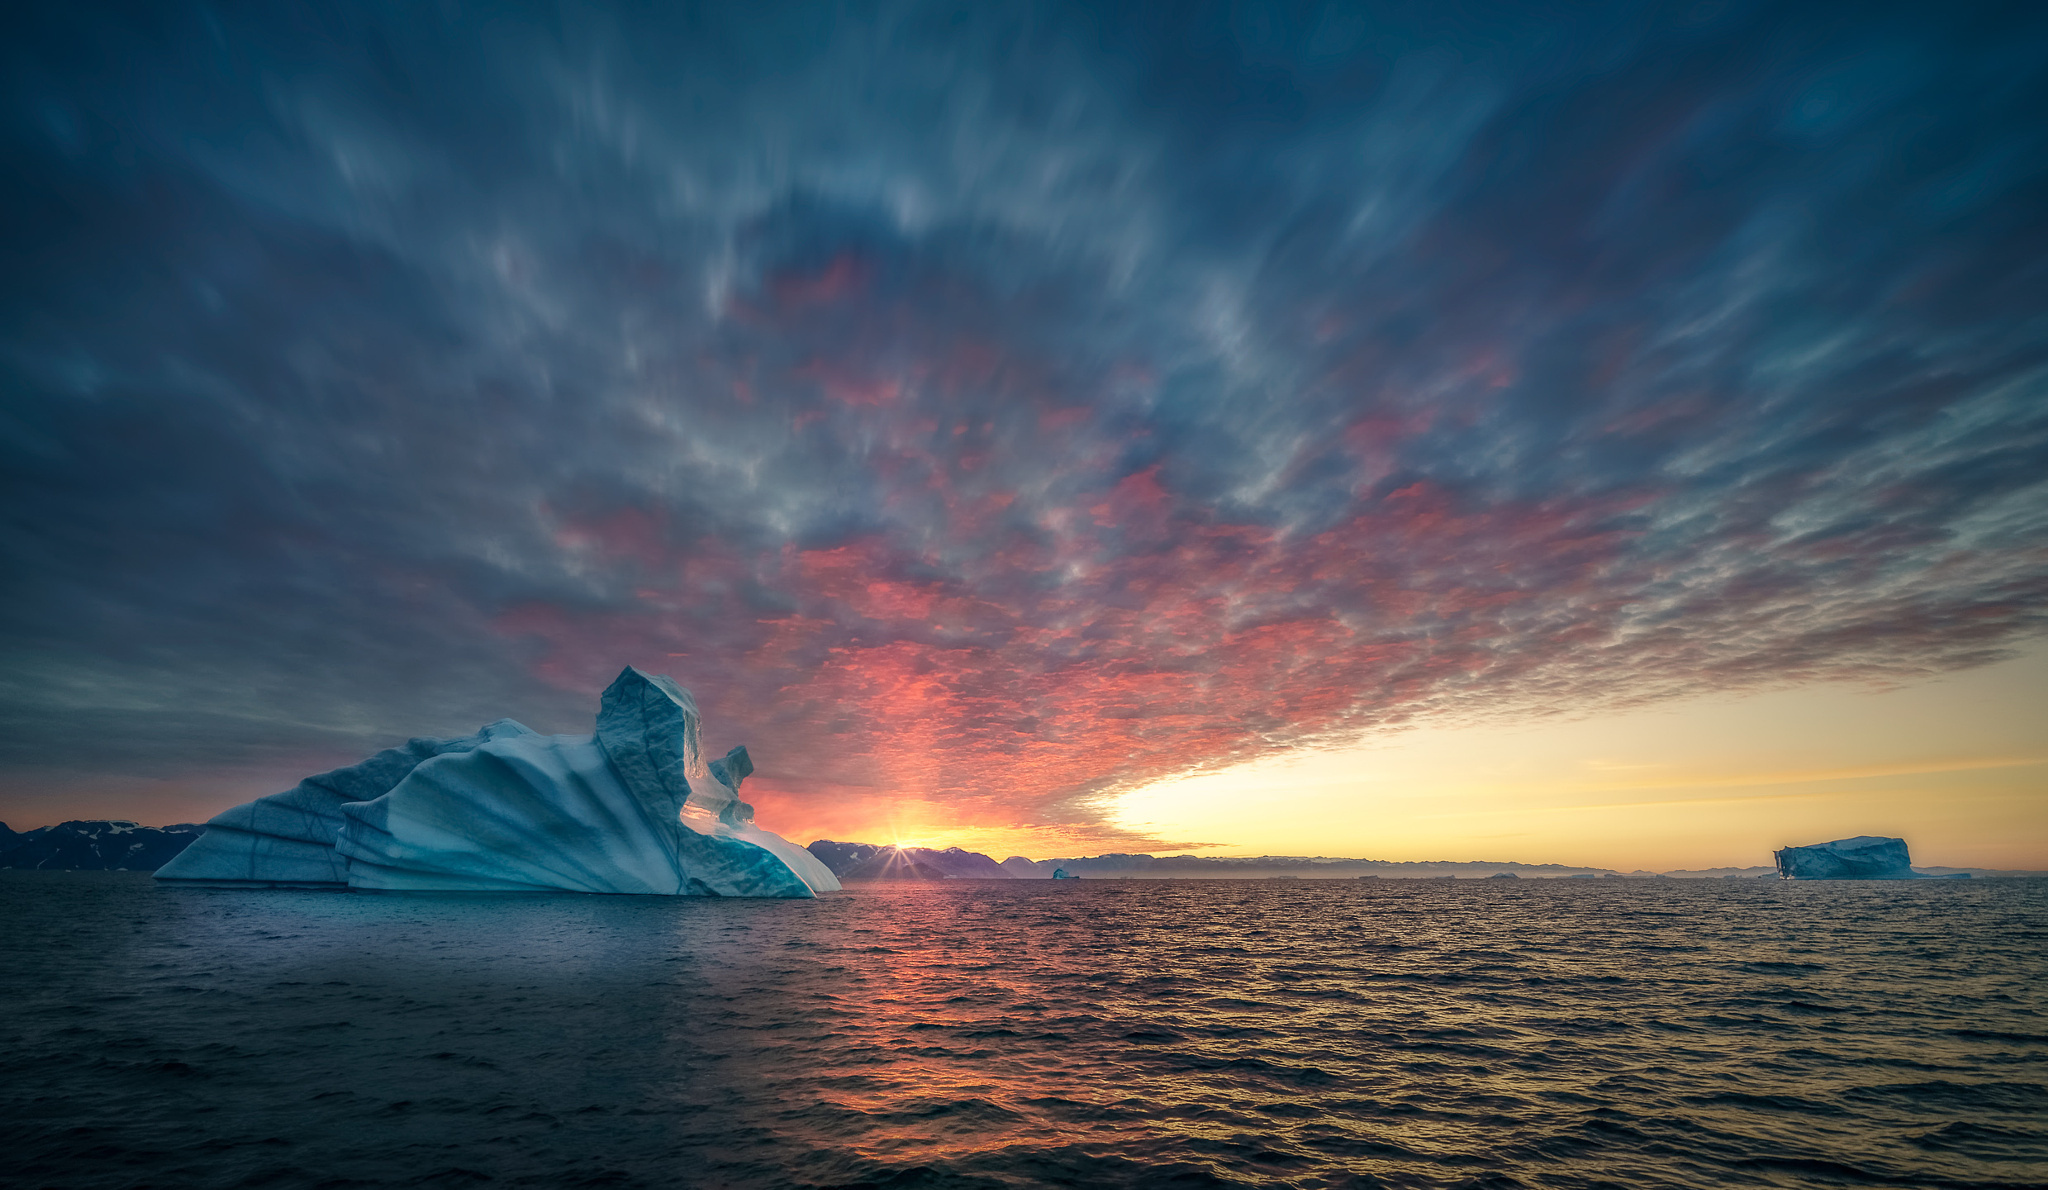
802;842;2047;881
4;822;2039;879
0;820;205;871
803;841;1699;880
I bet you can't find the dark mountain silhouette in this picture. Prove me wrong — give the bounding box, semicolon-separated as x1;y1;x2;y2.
0;821;204;871
807;841;1008;880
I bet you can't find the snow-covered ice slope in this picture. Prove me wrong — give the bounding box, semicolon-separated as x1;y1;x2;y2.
158;668;836;897
154;719;537;887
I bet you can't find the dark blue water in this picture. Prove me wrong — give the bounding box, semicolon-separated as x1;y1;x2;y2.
3;873;2045;1189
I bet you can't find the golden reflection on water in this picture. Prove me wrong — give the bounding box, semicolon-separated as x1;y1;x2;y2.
651;878;2048;1186
4;873;2044;1189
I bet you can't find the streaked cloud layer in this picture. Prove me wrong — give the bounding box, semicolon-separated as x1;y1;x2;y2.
3;1;2044;846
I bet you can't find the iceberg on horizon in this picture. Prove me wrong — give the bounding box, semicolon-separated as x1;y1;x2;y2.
155;667;838;897
1772;835;1962;880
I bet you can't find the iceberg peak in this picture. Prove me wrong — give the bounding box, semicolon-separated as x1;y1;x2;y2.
597;666;719;825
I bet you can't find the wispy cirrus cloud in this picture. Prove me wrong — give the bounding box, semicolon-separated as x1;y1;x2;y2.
1;1;2043;844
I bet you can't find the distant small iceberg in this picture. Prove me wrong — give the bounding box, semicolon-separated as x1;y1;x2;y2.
1772;836;1968;880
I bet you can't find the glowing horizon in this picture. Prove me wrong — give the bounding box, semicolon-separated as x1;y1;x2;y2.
16;645;2041;873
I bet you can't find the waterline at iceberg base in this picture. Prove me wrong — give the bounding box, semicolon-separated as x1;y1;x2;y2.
154;667;838;897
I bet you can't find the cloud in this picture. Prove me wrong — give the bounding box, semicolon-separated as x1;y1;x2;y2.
1;1;2044;842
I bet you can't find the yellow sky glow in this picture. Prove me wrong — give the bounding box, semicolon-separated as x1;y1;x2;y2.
1105;642;2048;871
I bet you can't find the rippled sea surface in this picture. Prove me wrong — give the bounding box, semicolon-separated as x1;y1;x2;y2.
5;873;2047;1189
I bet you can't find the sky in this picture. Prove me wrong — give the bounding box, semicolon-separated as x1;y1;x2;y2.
1;1;2044;868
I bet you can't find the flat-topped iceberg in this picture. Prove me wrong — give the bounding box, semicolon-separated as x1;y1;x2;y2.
156;668;838;897
1773;835;1929;880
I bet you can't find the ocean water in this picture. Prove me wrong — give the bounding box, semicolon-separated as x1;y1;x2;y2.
3;873;2045;1190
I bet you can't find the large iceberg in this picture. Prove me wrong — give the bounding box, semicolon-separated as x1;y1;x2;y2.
155;668;838;897
1773;835;1924;880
